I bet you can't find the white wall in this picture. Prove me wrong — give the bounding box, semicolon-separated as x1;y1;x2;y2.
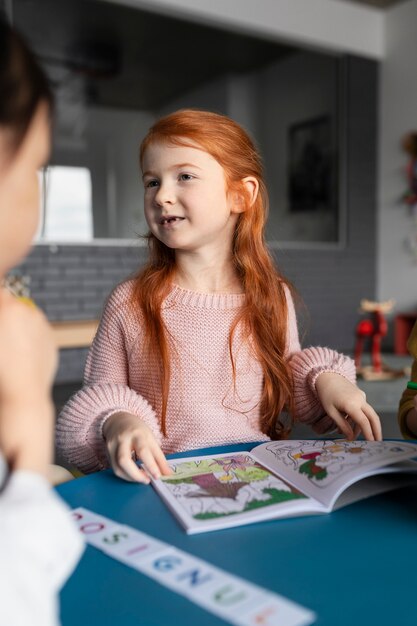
158;69;262;139
258;52;339;242
160;50;341;245
88;108;155;239
378;0;417;312
53;107;155;239
158;74;229;116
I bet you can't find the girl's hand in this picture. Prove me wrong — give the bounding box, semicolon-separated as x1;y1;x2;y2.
314;372;382;441
0;289;57;476
103;412;172;483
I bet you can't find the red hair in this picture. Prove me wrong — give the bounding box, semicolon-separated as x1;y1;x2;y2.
133;109;294;438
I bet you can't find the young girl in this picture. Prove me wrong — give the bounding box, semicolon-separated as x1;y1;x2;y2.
0;19;83;626
57;109;381;483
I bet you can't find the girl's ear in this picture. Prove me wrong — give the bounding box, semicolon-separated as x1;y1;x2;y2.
231;176;259;214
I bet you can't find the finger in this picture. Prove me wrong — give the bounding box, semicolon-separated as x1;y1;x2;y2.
345;416;361;439
362;404;383;441
152;445;172;476
112;440;151;483
342;414;369;441
137;446;164;480
344;409;375;441
105;438;141;482
343;416;357;436
117;455;151;483
334;418;355;438
326;410;355;440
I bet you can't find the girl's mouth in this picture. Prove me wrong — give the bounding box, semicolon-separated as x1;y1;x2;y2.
160;216;185;226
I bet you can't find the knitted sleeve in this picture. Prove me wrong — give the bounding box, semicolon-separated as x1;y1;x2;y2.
398;322;417;439
284;288;357;429
55;282;161;474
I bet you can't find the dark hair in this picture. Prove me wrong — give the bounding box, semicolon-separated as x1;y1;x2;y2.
0;17;53;153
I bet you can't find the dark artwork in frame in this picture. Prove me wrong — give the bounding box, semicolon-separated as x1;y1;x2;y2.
288;116;335;213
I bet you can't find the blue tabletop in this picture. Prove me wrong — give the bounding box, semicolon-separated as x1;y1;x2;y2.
57;442;417;626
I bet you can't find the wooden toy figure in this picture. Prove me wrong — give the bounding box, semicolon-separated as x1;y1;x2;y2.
354;299;406;380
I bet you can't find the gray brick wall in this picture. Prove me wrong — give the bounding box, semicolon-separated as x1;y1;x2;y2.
18;244;146;321
15;244;148;382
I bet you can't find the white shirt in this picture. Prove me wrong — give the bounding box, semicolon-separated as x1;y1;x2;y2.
0;454;84;626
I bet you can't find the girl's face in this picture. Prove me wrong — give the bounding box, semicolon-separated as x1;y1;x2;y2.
142;140;242;256
0;103;50;277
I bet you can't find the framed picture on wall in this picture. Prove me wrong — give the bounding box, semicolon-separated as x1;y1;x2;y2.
288;115;334;212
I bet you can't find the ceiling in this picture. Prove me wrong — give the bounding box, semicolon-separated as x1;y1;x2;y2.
12;0;296;111
337;0;407;7
11;0;410;112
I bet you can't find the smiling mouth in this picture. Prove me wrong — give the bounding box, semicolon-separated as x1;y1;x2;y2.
160;216;185;225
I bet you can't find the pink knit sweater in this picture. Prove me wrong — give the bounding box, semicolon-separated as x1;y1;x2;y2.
56;281;356;473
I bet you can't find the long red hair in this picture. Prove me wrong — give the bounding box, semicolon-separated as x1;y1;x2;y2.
133;109;294;438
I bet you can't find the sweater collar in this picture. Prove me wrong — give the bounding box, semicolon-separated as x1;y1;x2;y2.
163;284;245;310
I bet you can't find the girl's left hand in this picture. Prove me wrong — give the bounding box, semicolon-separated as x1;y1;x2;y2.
314;372;382;441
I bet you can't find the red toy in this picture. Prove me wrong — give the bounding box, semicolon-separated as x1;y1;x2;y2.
354;299;404;380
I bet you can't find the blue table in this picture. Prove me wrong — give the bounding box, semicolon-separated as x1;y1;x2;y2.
57;442;417;626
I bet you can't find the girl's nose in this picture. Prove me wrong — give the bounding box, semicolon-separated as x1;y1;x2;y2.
154;182;175;206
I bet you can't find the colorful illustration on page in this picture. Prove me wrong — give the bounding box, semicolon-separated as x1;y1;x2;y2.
262;440;413;489
161;454;307;521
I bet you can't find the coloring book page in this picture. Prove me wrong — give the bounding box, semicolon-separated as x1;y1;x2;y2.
154;441;417;531
253;439;417;508
159;453;311;527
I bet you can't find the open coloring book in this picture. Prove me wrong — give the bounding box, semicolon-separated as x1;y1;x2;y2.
151;440;417;534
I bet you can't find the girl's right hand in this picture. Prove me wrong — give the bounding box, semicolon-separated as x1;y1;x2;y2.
103;412;172;483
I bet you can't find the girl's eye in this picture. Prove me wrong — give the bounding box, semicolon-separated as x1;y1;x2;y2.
145;180;159;188
179;173;194;182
